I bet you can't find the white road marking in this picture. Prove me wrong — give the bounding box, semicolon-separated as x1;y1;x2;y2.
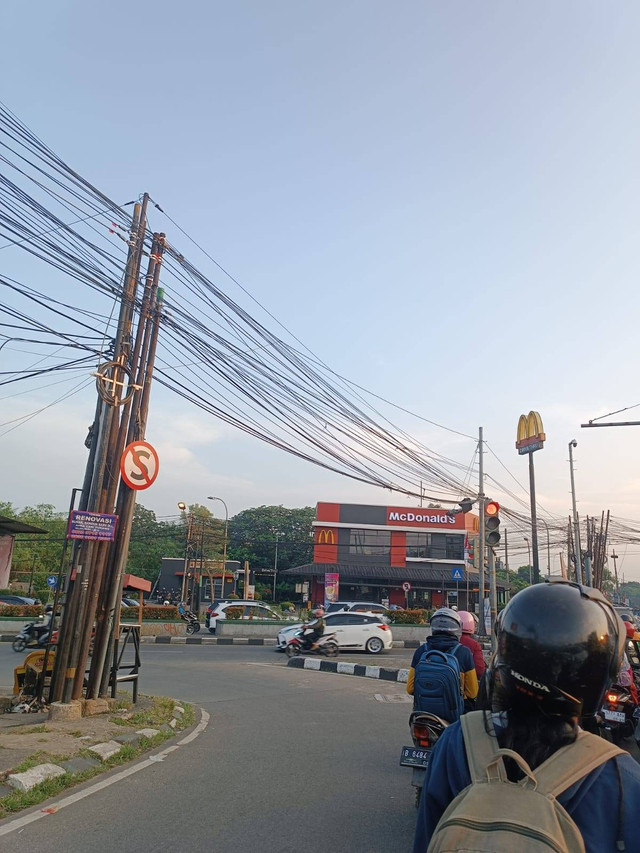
374;693;412;703
0;708;210;837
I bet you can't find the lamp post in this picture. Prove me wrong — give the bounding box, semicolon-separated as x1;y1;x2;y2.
177;502;191;603
273;533;280;604
524;536;532;585
207;496;229;597
568;440;583;583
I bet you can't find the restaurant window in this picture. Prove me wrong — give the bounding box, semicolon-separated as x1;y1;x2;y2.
349;529;390;557
406;533;464;560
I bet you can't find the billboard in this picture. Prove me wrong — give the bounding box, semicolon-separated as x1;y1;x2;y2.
67;510;118;542
324;572;339;607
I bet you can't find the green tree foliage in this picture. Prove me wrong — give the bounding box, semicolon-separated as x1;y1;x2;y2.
0;502;67;598
126;504;184;581
227;505;314;570
620;581;640;610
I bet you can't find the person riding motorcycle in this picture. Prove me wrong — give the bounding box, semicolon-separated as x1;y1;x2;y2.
301;608;325;650
457;609;486;680
30;604;53;645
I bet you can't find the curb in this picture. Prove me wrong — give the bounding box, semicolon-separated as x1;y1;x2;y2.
139;636;278;645
286;656;409;682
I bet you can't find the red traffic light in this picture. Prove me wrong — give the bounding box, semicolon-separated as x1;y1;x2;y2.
485;500;500;517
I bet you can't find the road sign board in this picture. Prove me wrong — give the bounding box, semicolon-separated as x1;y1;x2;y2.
402;582;411;592
451;567;464;581
120;440;159;490
46;575;57;588
67;510;118;541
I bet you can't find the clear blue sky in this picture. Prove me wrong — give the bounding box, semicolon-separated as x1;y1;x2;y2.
3;2;640;577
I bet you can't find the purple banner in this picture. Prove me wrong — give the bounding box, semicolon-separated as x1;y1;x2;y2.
67;510;118;542
324;572;339;607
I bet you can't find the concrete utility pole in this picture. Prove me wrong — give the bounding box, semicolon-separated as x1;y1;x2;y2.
477;427;486;636
503;528;510;602
568;440;583;583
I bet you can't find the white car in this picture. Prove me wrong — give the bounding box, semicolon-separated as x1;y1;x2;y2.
277;612;392;654
208;601;281;633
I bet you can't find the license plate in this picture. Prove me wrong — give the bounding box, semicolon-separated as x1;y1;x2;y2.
400;746;432;768
603;709;626;723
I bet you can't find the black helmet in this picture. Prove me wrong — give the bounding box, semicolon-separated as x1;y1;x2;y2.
491;581;625;719
44;604;53;613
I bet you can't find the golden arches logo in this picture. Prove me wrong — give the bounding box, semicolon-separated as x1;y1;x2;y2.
317;529;336;545
516;411;546;452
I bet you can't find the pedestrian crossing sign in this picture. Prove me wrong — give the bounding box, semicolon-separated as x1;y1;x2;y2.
451;567;464;581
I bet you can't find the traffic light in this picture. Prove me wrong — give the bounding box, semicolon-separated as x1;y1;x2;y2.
484;500;501;547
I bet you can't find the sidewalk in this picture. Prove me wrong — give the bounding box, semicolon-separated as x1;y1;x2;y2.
0;694;195;815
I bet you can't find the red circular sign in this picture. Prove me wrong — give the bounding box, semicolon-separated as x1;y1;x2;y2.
120;440;160;490
402;582;411;592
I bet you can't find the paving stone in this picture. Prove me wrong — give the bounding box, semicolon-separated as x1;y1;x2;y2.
168;718;177;729
83;698;110;716
173;705;185;715
159;723;173;733
113;732;141;746
7;763;66;792
0;783;14;798
58;756;101;775
87;740;122;761
135;727;160;738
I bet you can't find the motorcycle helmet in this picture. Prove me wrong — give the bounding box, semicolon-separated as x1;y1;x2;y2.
429;607;462;638
491;580;625;719
313;608;324;618
457;610;476;635
44;604;53;613
624;620;635;640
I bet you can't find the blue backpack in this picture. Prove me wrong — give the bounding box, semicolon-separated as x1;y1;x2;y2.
413;644;464;722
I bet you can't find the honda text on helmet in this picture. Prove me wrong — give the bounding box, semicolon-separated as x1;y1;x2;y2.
492;580;625;720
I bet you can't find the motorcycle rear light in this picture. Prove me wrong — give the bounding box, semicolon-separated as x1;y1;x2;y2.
607;693;619;704
413;723;429;742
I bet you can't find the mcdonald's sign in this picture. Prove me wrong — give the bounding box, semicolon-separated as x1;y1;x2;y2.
516;411;545;455
317;529;336;545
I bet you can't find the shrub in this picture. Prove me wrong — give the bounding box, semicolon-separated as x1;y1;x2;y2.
280;601;294;612
390;608;430;625
225;607;243;620
0;604;44;618
122;605;178;620
227;593;240;600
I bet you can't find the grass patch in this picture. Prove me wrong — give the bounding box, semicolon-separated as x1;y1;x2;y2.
8;724;47;736
0;697;197;820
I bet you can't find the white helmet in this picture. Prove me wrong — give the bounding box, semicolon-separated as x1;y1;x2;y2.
429;607;462;637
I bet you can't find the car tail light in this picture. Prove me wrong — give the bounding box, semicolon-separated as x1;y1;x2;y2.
210;612;219;618
413;722;430;747
378;624;389;630
607;693;619;704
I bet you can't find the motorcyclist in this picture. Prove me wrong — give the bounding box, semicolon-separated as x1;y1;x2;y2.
457;610;486;680
301;608;325;650
31;604;53;645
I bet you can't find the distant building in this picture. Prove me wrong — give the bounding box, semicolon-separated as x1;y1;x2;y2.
0;515;47;589
282;501;508;611
155;557;241;603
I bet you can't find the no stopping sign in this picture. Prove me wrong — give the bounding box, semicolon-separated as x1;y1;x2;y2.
120;440;159;490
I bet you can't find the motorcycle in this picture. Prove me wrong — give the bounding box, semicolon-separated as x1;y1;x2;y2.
180;611;201;635
598;685;638;744
12;621;51;653
400;711;449;807
285;630;339;658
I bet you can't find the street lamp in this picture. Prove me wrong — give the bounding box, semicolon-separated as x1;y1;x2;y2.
524;536;532;585
177;502;190;602
207;496;229;597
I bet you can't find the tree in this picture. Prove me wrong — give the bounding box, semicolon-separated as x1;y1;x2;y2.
127;504;184;582
228;506;315;570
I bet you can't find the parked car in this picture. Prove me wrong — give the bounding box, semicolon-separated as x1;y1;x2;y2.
208;601;281;634
325;601;390;616
614;605;635;625
277;612;392;654
121;597;140;608
0;594;37;606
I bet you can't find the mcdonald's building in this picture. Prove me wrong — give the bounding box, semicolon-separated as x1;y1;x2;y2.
282;501;509;611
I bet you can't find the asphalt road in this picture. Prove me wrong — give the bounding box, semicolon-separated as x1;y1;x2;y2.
1;643;418;852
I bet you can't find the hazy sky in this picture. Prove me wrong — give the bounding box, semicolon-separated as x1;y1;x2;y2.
3;2;640;578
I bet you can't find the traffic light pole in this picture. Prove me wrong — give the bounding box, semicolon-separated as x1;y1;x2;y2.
477;427;486;637
489;546;497;646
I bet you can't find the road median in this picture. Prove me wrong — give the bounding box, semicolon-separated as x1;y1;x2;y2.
286;656;409;682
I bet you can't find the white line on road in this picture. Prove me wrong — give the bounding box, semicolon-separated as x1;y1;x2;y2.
0;708;210;838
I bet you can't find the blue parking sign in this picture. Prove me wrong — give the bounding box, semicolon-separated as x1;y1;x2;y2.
451;567;464;581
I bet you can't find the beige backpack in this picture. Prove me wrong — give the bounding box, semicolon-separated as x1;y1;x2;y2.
427;710;623;853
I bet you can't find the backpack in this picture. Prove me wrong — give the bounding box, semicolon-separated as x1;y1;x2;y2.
427;710;624;853
413;644;464;722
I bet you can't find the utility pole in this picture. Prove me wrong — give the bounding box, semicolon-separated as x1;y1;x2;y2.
477;427;486;637
568;440;583;583
611;550;620;599
488;547;497;646
503;528;510;602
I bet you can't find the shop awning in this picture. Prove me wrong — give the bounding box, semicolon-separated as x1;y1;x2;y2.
281;562;508;588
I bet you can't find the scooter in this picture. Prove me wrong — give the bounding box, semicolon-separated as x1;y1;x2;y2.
181;611;201;635
285;630;339;658
12;621;51;653
599;684;638;744
400;711;449;807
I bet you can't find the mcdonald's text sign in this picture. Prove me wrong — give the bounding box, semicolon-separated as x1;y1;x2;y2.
516;411;546;455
